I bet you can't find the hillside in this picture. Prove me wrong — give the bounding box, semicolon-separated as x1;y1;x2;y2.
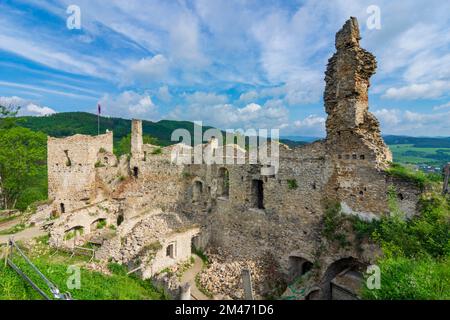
17;112;302;148
16;112;215;146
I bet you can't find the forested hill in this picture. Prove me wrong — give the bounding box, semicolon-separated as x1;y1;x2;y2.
16;112;305;147
383;135;450;148
16;112;215;146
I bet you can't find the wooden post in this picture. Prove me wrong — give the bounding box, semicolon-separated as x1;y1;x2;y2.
443;163;450;195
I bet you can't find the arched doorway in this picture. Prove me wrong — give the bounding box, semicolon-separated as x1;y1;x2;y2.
320;257;365;300
288;256;313;282
91;218;107;231
64;226;84;241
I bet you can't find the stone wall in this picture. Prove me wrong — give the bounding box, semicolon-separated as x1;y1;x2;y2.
47;132;113;214
43;17;424;300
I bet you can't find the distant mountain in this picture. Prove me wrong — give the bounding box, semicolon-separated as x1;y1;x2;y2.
383;135;450;148
281;135;322;143
16;113;450;151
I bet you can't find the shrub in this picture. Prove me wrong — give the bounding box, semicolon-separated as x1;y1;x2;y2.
287;179;298;190
94;161;105;168
151;147;162;155
386;163;440;190
96;220;107;229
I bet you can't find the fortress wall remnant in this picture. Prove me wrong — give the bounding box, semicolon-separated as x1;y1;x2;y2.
44;17;424;299
47;131;113;213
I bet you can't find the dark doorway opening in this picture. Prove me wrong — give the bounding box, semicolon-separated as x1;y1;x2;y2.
117;213;124;226
289;256;313;281
60;203;65;214
218;167;229;198
133;166;139;178
251;179;264;209
166;243;175;258
193;181;203;202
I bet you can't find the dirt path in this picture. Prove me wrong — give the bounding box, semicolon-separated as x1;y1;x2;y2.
0;218;21;230
180;255;211;300
0;226;46;244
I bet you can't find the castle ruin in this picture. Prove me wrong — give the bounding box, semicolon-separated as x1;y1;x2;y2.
35;18;422;300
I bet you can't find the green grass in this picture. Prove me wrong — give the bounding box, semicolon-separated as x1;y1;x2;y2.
0;242;167;300
389;144;450;167
151;147;162;155
385;163;441;190
0;223;26;235
362;256;450;300
192;246;209;266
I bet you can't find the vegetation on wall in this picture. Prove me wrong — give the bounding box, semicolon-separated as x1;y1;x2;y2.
114;133;160;156
386;163;441;190
320;168;450;299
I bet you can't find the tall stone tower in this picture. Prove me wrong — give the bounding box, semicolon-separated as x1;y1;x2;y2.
324;17;391;167
131;119;143;156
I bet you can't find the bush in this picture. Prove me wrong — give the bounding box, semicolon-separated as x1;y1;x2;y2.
287;179;298;190
386;163;440;190
151;147;162;155
362;256;450;300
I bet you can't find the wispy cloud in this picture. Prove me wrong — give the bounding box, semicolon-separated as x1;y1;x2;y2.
0;81;98;100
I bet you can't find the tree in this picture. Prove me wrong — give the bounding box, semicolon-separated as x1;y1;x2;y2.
114;133;159;156
0;104;20;129
0;127;47;209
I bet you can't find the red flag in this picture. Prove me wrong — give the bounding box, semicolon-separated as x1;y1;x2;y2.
98;103;101;115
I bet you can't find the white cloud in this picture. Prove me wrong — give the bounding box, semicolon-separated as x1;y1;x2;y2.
0;81;98;100
373;108;450;136
239;91;259;103
293;115;326;136
184;92;228;106
433;102;450;111
383;81;450;100
157;85;172;102
99;91;159;120
121;55;170;86
25;103;56;116
0;96;56;116
168;99;289;130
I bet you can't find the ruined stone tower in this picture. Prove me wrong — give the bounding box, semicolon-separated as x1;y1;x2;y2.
324;17;391;167
131;119;143;156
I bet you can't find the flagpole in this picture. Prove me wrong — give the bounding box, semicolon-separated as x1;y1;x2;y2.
97;103;100;135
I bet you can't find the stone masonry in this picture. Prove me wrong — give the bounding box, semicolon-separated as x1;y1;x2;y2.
39;18;422;300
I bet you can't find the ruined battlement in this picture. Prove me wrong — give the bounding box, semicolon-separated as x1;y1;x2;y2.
47;131;113;213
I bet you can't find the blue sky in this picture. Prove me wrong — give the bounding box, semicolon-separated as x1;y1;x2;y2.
0;0;449;137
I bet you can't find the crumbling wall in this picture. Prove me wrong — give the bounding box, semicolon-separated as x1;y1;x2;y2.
47;132;113;214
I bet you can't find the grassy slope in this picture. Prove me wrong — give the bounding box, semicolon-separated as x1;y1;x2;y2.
0;237;166;300
389;144;450;167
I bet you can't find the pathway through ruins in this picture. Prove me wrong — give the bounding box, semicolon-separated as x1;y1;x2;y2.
180;255;211;300
0;222;46;244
